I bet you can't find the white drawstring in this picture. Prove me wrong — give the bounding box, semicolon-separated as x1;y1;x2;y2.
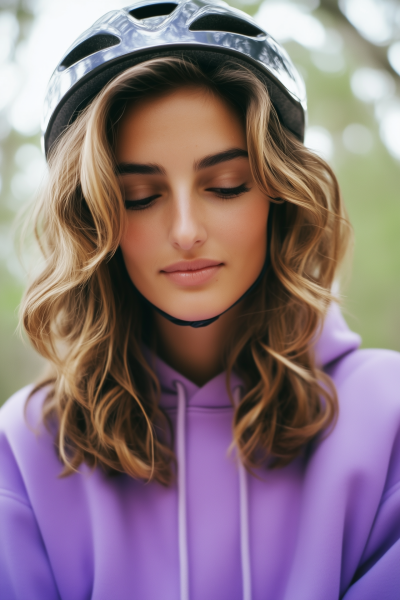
174;382;251;600
175;381;189;600
234;386;252;600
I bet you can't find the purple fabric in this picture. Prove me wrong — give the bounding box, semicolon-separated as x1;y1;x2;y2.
1;302;400;600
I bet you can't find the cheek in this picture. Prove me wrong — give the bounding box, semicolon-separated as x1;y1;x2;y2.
216;196;270;260
119;216;161;270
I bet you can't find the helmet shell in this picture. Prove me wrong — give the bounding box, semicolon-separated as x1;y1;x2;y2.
42;0;307;156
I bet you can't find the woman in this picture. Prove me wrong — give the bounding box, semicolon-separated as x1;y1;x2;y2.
0;2;399;599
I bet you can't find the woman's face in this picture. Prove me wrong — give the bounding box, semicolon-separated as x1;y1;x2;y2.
116;86;270;322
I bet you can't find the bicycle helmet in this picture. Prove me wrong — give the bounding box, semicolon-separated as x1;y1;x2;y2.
42;0;307;157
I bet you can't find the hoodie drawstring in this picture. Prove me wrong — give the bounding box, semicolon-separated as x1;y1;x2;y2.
233;386;252;600
175;381;189;600
174;382;252;600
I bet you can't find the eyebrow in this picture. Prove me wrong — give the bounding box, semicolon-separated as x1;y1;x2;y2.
115;147;249;176
116;163;166;175
195;148;249;170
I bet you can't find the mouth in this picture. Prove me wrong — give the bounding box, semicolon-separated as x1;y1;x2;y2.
160;259;224;287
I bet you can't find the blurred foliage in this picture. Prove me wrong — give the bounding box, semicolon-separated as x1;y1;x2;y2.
0;0;46;404
293;4;400;348
0;0;399;406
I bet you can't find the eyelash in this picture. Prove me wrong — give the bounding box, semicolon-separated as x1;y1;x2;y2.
124;184;251;211
205;183;251;199
124;195;161;211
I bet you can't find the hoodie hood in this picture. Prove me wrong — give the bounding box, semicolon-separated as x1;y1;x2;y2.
314;301;361;367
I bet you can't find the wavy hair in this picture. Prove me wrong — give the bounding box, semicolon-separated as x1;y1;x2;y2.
21;57;351;484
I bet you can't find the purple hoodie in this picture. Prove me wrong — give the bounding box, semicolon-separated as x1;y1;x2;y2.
1;303;400;600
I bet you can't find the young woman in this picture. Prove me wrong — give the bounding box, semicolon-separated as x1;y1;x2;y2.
1;2;399;599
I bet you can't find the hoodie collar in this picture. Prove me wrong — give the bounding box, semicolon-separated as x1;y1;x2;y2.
142;346;242;409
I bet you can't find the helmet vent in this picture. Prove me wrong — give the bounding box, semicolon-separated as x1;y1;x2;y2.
129;3;178;20
60;34;120;69
189;14;264;38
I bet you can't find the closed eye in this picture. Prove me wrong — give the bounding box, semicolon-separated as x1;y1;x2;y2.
124;183;251;209
205;183;251;198
124;194;161;210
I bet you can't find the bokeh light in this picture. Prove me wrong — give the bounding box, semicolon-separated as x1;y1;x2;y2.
388;40;400;75
342;123;373;154
339;0;396;45
305;126;334;160
255;1;326;49
350;68;395;104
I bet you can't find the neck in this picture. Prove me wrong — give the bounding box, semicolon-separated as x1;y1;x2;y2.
153;304;243;386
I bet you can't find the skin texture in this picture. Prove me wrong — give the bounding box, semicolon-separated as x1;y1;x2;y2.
116;86;270;385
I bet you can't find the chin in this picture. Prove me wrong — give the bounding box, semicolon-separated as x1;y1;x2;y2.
158;297;231;323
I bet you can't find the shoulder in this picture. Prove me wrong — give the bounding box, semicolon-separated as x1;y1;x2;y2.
0;385;60;502
327;347;400;435
0;389;67;600
329;347;400;414
327;350;400;596
320;348;400;495
0;384;48;440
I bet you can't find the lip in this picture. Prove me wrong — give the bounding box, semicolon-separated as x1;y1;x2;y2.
161;259;223;273
161;259;223;287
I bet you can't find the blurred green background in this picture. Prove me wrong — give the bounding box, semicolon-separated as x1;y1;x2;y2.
0;0;399;405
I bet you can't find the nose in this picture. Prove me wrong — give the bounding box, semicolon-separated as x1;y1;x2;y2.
168;188;207;251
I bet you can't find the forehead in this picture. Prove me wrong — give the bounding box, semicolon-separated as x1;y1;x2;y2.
114;85;246;164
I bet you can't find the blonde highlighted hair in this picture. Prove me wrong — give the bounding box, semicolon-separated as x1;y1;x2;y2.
22;57;350;484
